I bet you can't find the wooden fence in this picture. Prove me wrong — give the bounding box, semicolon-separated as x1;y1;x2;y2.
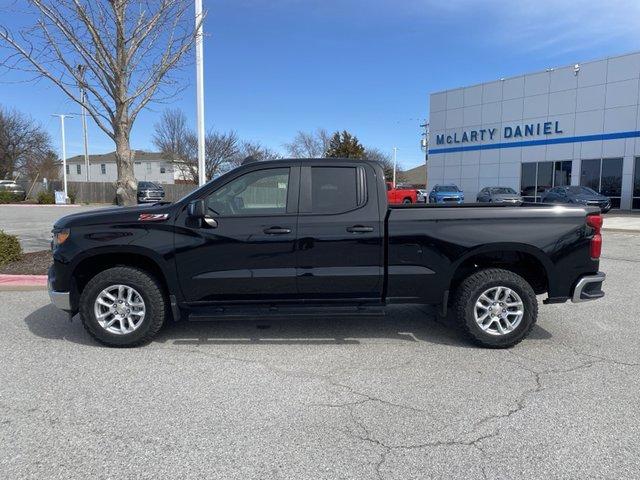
18;180;197;204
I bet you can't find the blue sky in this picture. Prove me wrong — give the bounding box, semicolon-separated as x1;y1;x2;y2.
1;0;640;169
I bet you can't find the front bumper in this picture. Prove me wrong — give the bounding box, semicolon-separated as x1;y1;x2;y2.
48;280;72;311
434;197;464;204
571;272;606;303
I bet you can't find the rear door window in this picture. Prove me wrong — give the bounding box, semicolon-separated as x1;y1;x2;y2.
311;167;359;214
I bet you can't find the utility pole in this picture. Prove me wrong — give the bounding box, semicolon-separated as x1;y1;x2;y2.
77;65;90;182
392;147;398;187
195;0;206;186
52;114;73;201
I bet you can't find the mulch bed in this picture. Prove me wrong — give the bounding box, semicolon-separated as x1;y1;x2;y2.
0;250;52;275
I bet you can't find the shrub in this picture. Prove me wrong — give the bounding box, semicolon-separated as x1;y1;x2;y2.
0;230;22;266
0;191;21;204
68;190;77;204
37;190;55;204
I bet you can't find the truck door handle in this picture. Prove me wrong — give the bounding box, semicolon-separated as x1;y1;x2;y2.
346;225;374;233
263;227;291;235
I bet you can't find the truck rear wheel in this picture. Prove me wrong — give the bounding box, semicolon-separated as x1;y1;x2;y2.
79;266;166;347
402;198;412;204
453;268;537;348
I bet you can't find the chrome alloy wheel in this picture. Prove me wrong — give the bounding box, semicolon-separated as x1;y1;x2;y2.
473;286;524;336
93;284;146;335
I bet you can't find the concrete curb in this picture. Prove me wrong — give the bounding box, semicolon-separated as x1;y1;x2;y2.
603;227;640;234
0;274;48;291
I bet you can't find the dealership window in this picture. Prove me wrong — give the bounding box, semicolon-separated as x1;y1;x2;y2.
160;166;166;174
634;157;640;209
147;162;152;173
580;158;623;209
65;164;69;175
520;161;571;202
76;164;81;175
100;164;106;174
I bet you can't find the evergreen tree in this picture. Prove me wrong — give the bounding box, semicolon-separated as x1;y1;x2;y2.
325;130;366;158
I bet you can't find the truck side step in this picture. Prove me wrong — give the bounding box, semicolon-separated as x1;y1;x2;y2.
186;304;386;321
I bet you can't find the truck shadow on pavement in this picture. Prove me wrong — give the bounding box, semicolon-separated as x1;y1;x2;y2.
24;304;552;349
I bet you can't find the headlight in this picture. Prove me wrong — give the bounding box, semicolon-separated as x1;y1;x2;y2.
53;228;70;248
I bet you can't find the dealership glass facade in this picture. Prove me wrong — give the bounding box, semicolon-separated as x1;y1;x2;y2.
634;157;640;209
520;161;571;202
428;51;640;210
579;158;623;208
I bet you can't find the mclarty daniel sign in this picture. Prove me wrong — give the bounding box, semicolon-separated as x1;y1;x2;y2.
435;121;563;146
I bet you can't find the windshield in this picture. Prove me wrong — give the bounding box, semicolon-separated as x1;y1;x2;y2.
138;181;160;189
434;185;460;192
567;186;598;195
491;187;517;194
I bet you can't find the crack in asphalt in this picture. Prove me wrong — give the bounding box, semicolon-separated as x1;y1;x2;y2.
149;340;640;480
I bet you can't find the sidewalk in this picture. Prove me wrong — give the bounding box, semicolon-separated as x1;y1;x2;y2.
603;211;640;233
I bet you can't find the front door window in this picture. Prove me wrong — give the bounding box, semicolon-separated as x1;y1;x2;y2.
206;168;290;216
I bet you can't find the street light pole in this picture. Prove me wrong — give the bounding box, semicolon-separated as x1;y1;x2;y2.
195;0;206;186
52;114;72;202
77;65;90;182
392;147;398;187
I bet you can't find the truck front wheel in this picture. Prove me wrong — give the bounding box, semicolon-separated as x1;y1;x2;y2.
79;266;166;347
453;268;537;348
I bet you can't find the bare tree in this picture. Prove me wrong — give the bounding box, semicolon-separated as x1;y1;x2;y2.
0;106;52;179
366;147;404;183
233;141;281;166
0;1;201;204
152;108;196;182
283;128;330;158
204;130;239;179
153;108;240;183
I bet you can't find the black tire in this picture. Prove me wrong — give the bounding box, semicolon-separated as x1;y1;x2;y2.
402;198;412;204
79;266;166;347
453;268;537;348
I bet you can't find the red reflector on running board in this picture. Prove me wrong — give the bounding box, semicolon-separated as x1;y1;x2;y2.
138;213;169;221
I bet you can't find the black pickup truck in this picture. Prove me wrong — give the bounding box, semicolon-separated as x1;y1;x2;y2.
48;158;605;348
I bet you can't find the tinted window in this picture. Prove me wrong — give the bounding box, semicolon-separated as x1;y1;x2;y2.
554;161;571;187
600;158;622;197
536;161;553;196
434;185;459;192
138;181;153;189
491;187;516;194
207;168;289;216
580;159;600;191
567;186;597;195
520;163;536;200
311;167;358;214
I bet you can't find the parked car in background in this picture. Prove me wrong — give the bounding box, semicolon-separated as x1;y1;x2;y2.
137;181;165;204
416;188;428;203
428;184;464;204
541;186;611;213
477;187;523;204
0;180;27;201
386;182;418;204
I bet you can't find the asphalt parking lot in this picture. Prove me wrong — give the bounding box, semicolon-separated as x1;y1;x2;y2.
0;205;102;252
1;231;639;479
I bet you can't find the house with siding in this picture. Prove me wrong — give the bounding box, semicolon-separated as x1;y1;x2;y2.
61;150;188;184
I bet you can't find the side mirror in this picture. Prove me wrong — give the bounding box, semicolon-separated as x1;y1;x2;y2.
188;199;205;218
187;198;218;228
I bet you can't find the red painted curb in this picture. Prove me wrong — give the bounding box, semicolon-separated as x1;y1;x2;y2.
0;274;48;287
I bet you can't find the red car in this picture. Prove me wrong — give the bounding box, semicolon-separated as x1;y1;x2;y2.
386;182;419;204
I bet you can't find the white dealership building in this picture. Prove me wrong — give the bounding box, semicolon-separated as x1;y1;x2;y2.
427;51;640;209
